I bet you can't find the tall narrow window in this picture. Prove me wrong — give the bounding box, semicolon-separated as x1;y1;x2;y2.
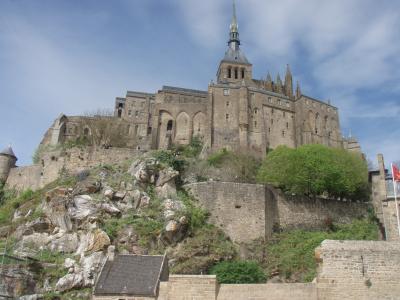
167;120;173;131
234;68;238;79
282;130;285;137
286;122;289;129
226;114;229;121
241;69;245;78
228;67;232;78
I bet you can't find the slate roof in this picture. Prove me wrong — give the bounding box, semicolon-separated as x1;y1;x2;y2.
94;255;167;296
222;47;250;65
0;146;16;159
162;86;208;95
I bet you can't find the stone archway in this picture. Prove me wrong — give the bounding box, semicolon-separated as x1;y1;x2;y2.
175;112;190;145
193;112;206;141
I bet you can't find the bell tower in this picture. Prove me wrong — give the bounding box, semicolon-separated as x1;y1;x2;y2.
217;0;252;84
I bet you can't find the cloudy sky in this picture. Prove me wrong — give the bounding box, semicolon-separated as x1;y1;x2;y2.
0;0;399;167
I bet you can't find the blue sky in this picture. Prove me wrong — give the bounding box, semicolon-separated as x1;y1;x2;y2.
0;0;399;167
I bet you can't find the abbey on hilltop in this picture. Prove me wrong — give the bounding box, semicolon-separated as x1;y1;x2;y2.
38;2;361;157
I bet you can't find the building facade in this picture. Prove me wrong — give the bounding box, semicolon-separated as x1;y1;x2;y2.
41;3;360;158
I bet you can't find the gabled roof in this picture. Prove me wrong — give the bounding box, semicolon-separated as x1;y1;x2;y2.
0;146;16;159
94;255;168;296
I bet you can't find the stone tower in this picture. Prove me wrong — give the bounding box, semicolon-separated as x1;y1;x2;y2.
216;0;252;84
0;146;17;183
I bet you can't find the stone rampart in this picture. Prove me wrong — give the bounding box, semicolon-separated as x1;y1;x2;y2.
158;275;217;300
316;240;400;300
217;283;317;300
185;182;369;243
6;147;139;191
6;165;42;191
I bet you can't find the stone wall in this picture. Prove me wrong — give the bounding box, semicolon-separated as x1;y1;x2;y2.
217;283;317;300
185;182;369;243
185;182;272;243
316;240;400;300
158;275;217;300
6;147;139;191
276;193;368;230
6;165;42;191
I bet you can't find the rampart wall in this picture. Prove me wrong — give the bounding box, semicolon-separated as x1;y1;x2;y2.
6;147;139;191
153;241;400;299
185;182;369;243
316;240;400;300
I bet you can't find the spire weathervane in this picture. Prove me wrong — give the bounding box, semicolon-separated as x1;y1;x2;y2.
228;0;240;50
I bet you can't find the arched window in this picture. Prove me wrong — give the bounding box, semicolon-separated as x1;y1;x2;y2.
254;108;258;114
167;120;173;131
83;127;90;137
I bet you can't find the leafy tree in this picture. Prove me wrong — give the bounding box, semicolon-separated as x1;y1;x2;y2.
210;260;266;284
257;144;369;201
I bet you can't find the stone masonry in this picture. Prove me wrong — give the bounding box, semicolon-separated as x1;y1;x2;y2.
185;182;369;243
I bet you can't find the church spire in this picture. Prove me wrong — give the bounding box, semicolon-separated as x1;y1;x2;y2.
296;81;302;99
228;0;240;51
285;64;293;98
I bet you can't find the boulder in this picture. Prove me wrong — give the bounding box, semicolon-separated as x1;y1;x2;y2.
55;273;84;292
73;178;101;195
99;202;121;215
64;258;76;269
156;167;179;187
43;195;73;232
103;188;114;200
138;194;150;208
80;251;107;286
49;232;79;253
128;158;158;184
160;218;188;245
113;191;126;200
163;198;185;211
76;229;110;256
155;181;177;198
68;195;98;221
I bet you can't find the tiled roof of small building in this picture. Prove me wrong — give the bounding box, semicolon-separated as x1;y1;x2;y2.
94;255;167;296
0;146;16;158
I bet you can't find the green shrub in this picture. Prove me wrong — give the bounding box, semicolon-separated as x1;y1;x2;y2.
153;150;187;173
257;144;369;200
210;260;267;284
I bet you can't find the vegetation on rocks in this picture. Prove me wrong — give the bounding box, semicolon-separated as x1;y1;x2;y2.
257;144;370;200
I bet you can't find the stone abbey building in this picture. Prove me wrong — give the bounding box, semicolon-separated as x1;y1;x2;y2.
40;3;360;157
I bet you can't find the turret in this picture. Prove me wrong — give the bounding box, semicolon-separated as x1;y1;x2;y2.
275;73;283;94
295;81;302;99
284;64;293;98
0;146;17;183
265;72;273;91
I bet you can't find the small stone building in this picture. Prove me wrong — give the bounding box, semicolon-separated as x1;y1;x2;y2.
93;254;169;300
